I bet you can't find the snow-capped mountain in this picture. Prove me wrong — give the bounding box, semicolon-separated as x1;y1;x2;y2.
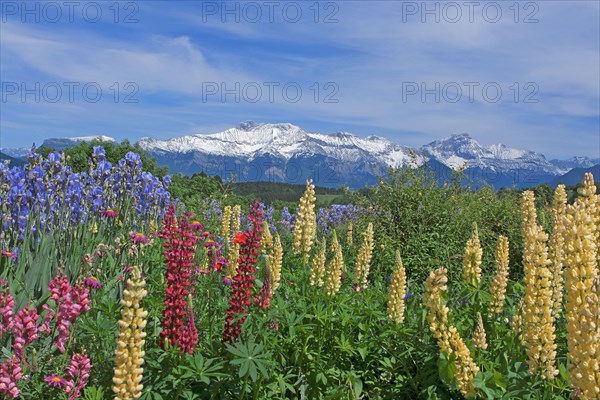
550;156;600;175
421;133;561;188
2;123;597;189
139;122;423;188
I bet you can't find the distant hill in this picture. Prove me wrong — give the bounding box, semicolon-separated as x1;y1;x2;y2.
232;181;348;205
549;164;600;187
0;151;26;167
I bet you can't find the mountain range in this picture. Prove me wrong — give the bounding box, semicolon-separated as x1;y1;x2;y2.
1;122;598;189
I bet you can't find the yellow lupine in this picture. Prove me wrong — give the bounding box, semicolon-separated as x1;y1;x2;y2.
564;173;599;399
112;265;148;399
261;221;273;254
324;231;344;296
490;235;510;313
521;191;558;379
549;184;567;318
227;244;240;277
232;205;241;233
293;179;317;264
387;250;407;323
269;233;284;293
347;222;353;246
354;222;374;289
473;312;488;350
463;223;482;287
221;205;232;242
310;239;327;287
424;266;479;398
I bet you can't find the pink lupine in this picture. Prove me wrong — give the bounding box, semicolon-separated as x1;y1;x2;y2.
0;356;23;398
11;307;40;359
0;289;15;335
63;353;91;400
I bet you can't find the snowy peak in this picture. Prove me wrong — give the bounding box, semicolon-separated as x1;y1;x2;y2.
550;156;600;174
421;133;554;172
139;122;420;168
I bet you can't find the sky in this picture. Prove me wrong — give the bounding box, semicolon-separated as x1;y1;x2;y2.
0;0;599;160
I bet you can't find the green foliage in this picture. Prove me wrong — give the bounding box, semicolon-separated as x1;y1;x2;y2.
359;166;524;285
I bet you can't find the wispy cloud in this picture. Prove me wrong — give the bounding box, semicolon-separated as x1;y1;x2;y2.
0;1;598;159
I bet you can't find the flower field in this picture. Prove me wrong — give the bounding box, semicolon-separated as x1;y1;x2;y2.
1;148;598;400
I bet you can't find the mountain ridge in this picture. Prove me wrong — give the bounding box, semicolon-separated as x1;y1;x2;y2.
2;122;598;189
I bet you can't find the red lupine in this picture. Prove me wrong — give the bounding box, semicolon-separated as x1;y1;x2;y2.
0;356;23;399
180;296;199;355
158;204;198;351
254;267;272;310
223;201;263;343
11;307;40;359
63;353;91;400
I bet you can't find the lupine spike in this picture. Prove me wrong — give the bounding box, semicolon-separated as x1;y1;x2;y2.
269;233;283;293
564;173;599;399
549;184;567;318
521;191;558;379
310;239;327;287
324;231;344;296
112;264;148;399
463;223;482;287
293;179;317;264
354;223;374;289
490;235;510;313
387;250;407;323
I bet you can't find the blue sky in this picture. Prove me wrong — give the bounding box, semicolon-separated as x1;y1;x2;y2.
1;1;599;159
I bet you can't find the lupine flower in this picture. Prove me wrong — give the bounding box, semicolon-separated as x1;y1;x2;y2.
261;221;273;253
232;205;241;232
63;353;91;400
490;235;510;313
387;250;407;323
463;223;482;287
221;206;232;241
268;232;284;293
564;173;599;398
45;374;67;387
424;267;479;398
293;180;317;264
180;295;198;355
222;276;235;286
83;276;103;289
521;191;558;379
280;207;294;230
473;313;488;350
158;204;197;351
254;267;272;310
310;239;327;287
112;264;148;399
549;184;567;318
324;231;344;296
0;356;23;398
347;222;353;246
223;201;263;343
353;222;374;290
